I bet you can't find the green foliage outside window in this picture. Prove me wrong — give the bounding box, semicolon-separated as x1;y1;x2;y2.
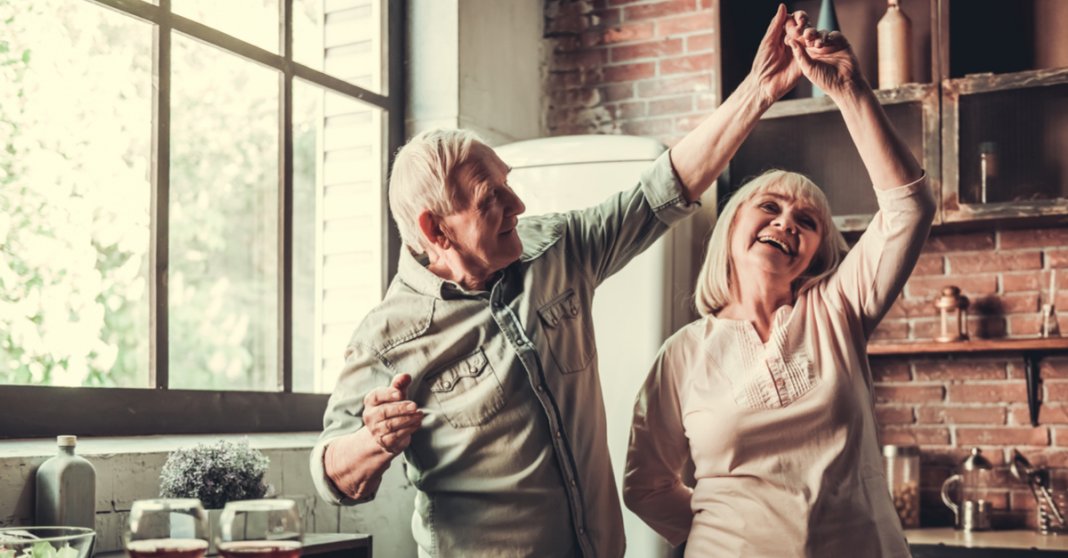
0;0;321;390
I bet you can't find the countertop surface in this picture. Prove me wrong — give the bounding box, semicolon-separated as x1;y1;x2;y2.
906;528;1068;550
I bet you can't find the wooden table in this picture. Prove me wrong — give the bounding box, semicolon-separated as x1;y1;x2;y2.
301;533;371;558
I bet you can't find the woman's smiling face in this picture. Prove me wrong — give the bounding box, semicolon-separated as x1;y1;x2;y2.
729;190;823;284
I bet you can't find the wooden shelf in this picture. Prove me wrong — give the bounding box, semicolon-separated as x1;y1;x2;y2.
868;337;1068;356
868;336;1068;427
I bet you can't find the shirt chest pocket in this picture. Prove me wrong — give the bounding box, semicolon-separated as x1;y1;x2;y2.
427;347;506;428
537;288;596;375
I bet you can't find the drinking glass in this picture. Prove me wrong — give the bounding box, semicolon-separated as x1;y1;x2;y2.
125;499;210;558
216;499;302;558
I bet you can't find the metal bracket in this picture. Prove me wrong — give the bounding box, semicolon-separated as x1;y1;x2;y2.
1025;352;1045;427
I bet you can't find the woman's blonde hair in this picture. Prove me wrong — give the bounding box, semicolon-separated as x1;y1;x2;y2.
694;170;849;317
388;128;484;255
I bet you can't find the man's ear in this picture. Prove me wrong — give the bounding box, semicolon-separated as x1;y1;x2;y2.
418;210;450;250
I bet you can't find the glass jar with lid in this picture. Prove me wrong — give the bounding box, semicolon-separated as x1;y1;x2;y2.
884;444;921;528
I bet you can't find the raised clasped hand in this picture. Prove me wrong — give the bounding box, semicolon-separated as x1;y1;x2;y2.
363;373;424;455
784;10;863;99
749;4;806;107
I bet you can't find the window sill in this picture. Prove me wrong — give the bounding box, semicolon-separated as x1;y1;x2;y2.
0;432;320;460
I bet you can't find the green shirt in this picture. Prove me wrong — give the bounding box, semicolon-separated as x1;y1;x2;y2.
312;151;698;557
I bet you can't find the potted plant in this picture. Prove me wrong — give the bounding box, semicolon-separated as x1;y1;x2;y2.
159;439;272;547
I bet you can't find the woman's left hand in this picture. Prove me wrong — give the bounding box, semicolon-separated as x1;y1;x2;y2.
785;19;865;99
749;4;804;107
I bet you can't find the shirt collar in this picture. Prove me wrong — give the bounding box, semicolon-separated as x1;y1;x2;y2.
397;247;507;300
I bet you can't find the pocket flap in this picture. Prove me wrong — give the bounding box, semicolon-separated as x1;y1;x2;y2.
429;349;488;393
537;289;580;329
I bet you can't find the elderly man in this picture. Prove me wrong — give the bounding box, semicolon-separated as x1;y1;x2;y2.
312;7;808;557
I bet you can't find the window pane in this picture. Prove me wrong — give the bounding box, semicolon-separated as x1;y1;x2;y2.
0;0;152;388
294;0;386;95
172;0;279;53
170;34;279;391
292;80;385;393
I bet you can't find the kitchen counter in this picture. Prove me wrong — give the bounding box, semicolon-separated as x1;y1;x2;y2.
907;528;1068;557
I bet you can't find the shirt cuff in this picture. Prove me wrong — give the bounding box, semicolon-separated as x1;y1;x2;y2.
639;150;701;226
873;171;929;203
310;436;366;506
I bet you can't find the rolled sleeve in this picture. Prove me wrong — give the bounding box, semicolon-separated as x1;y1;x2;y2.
562;150;702;286
640;150;701;226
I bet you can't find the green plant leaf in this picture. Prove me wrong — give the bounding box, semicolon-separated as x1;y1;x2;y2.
54;544;77;558
30;542;56;558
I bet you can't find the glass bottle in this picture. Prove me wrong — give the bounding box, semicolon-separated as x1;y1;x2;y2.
877;0;912;88
884;444;920;528
35;435;97;529
812;0;839;98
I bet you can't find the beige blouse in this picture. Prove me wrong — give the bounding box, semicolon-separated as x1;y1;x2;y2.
623;176;934;557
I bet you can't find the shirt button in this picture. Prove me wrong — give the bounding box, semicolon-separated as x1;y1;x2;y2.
570;479;577;486
555;430;562;439
536;385;545;393
578;527;586;535
442;381;452;389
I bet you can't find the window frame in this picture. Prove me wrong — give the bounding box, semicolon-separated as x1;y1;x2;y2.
3;0;404;438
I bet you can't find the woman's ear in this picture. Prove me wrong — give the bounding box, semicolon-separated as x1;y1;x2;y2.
418;210;450;250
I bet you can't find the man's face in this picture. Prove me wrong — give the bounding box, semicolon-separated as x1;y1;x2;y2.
439;143;526;277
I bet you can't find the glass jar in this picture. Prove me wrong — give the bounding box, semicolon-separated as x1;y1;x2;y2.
884;444;920;528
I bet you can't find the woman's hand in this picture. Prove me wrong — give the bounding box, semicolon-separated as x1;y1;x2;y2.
785;17;866;100
748;4;804;108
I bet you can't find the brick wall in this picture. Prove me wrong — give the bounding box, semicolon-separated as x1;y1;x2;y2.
874;226;1068;529
544;0;718;147
543;0;1068;532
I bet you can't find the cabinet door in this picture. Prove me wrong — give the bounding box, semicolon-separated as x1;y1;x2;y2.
724;84;940;232
941;69;1068;223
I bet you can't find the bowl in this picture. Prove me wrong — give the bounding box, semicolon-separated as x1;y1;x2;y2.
0;527;95;558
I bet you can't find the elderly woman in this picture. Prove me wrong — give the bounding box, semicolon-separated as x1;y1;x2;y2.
622;18;934;558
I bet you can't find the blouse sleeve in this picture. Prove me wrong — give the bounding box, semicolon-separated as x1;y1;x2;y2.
622;343;695;547
823;175;936;338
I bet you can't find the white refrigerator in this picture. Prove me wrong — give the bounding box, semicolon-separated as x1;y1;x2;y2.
497;135;702;558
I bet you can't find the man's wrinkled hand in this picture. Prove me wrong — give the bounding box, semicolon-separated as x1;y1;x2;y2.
362;373;424;455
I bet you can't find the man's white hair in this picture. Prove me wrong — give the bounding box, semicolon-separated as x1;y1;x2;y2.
694;169;849;317
388;128;484;255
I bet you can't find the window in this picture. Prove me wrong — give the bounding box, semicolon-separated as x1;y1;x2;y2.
0;0;402;436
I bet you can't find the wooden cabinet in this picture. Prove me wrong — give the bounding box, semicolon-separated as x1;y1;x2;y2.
938;0;1068;223
717;0;1068;230
727;84;939;231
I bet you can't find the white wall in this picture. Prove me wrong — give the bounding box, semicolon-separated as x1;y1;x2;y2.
407;0;545;144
